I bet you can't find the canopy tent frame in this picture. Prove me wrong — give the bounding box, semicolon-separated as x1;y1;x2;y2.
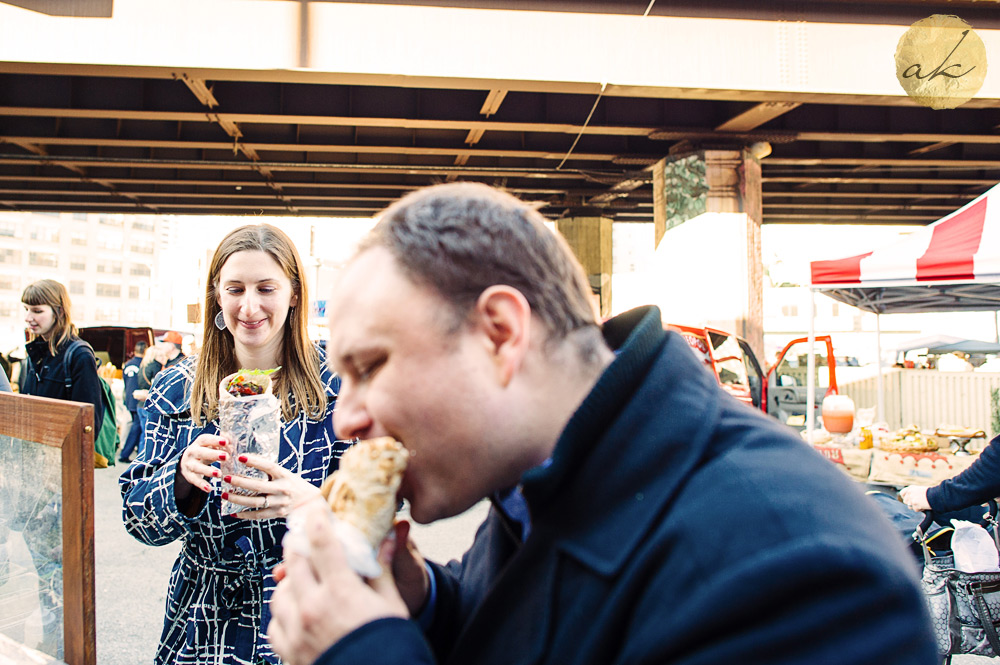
806;181;1000;439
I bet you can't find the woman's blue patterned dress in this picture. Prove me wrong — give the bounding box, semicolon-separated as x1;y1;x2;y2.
120;351;350;665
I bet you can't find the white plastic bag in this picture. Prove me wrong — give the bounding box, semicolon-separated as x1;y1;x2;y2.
951;519;1000;573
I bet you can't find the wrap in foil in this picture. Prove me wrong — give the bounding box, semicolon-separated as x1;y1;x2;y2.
218;370;281;515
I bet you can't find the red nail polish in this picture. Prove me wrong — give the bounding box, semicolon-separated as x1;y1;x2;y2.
238;455;248;463
221;491;229;500
212;470;220;478
218;453;227;461
203;485;212;493
223;475;231;483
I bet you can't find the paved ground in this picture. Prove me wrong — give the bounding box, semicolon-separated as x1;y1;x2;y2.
92;466;992;664
92;464;487;665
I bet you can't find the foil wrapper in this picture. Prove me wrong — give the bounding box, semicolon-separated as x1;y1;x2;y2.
218;371;281;516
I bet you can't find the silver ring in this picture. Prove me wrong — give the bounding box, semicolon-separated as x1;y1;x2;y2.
261;495;269;510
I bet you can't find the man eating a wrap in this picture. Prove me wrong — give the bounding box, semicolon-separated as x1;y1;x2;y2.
268;183;938;665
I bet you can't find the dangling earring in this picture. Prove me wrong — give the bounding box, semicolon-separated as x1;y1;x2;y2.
214;310;227;331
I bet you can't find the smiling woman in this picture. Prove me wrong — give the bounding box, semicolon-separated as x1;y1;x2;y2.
118;224;352;665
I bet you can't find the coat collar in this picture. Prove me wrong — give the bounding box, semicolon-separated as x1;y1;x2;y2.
522;305;724;576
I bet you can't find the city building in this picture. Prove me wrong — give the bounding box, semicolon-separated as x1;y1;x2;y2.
0;211;173;355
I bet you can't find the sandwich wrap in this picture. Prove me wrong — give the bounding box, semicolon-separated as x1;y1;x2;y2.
218;369;281;516
285;437;409;577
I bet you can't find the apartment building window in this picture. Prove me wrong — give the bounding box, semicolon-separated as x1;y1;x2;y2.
69;280;85;296
94;307;120;323
28;252;58;268
97;233;123;251
30;226;60;243
0;249;21;264
0;274;17;291
96;283;121;298
70;256;87;271
831;303;840;317
130;239;155;255
98;215;123;228
781;304;799;317
0;302;16;318
132;219;156;232
130;263;151;277
97;260;123;275
0;220;19;238
71;232;88;246
73;213;87;221
129;286;140;300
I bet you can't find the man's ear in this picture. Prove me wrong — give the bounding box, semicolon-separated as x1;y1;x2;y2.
475;285;531;387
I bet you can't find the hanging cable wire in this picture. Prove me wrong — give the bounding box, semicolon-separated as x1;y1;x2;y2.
557;3;655;171
556;82;607;170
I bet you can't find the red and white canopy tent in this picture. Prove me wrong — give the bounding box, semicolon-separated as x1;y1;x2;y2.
805;181;1000;433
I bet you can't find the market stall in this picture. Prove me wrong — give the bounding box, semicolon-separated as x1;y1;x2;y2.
805;181;1000;484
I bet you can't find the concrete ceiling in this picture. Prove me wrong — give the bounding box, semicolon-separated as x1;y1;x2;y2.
1;0;999;224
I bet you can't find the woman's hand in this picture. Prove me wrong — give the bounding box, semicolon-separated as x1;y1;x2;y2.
899;485;931;512
176;434;229;516
223;454;322;520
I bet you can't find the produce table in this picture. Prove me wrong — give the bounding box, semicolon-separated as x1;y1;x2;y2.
812;445;980;486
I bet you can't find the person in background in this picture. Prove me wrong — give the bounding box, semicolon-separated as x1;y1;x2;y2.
118;339;149;464
142;330;186;385
936;351;974;372
120;224;350;665
0;362;10;392
267;183;937;665
0;350;10;385
901;434;1000;521
20;279;104;436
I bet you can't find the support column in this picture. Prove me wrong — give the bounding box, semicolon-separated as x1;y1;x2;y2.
651;148;764;361
556;216;613;319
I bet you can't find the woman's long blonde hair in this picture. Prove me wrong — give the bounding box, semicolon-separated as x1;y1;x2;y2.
189;224;326;425
22;279;77;355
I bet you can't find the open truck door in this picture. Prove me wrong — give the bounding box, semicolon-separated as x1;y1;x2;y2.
669;324;766;411
766;336;837;428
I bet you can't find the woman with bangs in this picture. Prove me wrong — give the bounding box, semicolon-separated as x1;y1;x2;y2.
120;224;351;665
21;279;105;435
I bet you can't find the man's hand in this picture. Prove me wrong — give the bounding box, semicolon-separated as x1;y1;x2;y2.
899;485;931;512
387;520;431;616
269;502;408;665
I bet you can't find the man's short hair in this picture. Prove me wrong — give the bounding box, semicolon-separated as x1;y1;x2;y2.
360;183;599;340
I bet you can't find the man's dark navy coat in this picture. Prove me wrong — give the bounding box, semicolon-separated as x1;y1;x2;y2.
318;306;939;665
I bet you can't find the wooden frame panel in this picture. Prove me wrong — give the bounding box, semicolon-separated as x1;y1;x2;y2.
0;392;95;665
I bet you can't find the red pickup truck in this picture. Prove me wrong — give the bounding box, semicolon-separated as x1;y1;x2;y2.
668;324;837;425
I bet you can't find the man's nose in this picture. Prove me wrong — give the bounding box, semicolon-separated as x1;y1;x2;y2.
333;389;372;441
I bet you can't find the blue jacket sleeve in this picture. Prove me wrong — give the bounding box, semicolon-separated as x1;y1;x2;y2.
927;435;1000;513
120;366;207;546
312;618;435;665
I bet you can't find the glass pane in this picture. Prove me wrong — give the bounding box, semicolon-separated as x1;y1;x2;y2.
0;434;64;660
709;333;749;387
774;342;830;389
